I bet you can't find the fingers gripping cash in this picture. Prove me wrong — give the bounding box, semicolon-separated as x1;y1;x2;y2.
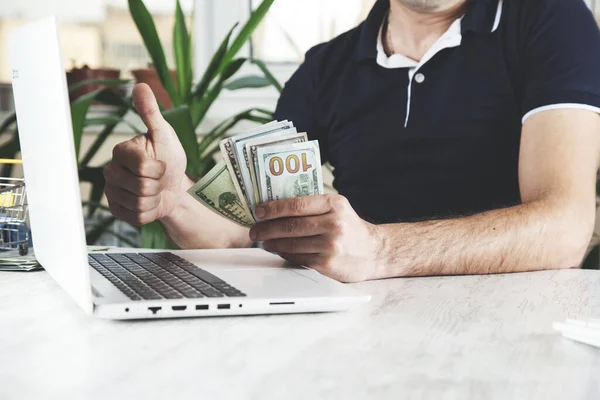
188;121;324;227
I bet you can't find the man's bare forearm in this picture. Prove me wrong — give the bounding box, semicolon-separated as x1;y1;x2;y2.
375;197;595;278
159;176;251;249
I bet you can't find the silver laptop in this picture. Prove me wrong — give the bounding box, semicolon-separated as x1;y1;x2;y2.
8;16;370;320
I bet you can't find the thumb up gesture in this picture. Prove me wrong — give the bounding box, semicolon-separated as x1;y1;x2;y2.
104;83;188;226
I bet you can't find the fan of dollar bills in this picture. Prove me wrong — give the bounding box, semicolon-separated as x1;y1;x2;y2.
187;120;324;227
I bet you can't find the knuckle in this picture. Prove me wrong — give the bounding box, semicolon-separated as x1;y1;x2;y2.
131;158;145;176
136;179;154;196
283;218;299;234
112;141;129;159
137;159;155;177
320;257;336;272
303;217;319;232
327;218;345;234
266;202;280;217
134;196;148;211
290;197;306;214
112;143;123;157
324;239;341;255
329;195;349;211
132;213;150;226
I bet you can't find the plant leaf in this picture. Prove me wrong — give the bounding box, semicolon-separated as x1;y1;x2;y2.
141;220;175;249
0;132;20;178
84;117;142;134
81;201;112;213
87;180;106;218
224;75;271;91
190;81;223;129
79;166;106;218
86;214;117;245
218;0;275;76
103;229;140;248
68;79;131;93
190;59;246;126
197;107;273;157
252;59;283;92
70;88;128;159
71;90;101;159
128;0;180;106
0;113;17;134
0;134;20;159
193;23;238;98
173;0;192;103
221;58;247;81
79;107;128;167
94;89;131;109
197;146;221;177
162;105;201;178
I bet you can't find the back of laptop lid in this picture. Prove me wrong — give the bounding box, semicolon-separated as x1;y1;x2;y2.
8;17;93;314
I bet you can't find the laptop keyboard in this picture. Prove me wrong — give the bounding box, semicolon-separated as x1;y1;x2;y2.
88;252;246;301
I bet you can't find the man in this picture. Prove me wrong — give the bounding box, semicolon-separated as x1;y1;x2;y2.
105;0;600;282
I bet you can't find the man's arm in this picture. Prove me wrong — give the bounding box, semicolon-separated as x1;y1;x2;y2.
375;108;599;277
250;109;600;282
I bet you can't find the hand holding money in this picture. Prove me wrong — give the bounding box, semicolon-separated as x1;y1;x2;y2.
189;120;380;283
187;121;324;227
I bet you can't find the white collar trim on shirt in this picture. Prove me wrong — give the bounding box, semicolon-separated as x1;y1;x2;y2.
376;0;504;70
376;17;462;69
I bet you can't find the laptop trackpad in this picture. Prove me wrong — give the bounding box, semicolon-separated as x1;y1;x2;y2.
210;269;324;298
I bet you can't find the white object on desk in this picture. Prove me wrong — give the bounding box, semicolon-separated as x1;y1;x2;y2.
554;318;600;348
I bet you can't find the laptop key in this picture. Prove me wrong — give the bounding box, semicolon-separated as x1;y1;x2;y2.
226;292;247;297
177;265;226;285
200;289;225;298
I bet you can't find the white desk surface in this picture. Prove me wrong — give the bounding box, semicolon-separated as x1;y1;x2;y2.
1;268;599;400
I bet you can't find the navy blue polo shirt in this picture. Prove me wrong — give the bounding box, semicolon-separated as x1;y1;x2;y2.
274;0;600;224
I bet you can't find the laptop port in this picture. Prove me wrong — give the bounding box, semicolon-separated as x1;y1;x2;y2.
148;306;162;315
217;304;230;309
269;302;295;306
171;305;187;311
196;305;209;310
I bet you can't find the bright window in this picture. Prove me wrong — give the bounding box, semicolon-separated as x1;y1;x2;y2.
250;0;375;64
0;0;193;82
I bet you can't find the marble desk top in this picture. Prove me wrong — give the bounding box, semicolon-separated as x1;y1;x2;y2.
1;268;599;400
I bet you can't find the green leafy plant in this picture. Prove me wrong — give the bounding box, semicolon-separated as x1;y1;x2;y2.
128;0;280;247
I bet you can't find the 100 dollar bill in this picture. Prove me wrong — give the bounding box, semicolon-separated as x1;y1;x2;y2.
246;131;308;209
256;140;323;203
219;138;254;223
230;121;295;217
187;160;254;228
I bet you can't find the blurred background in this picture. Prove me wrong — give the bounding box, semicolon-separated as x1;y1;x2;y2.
0;0;375;122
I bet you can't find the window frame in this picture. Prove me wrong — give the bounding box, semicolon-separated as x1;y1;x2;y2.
192;0;297;129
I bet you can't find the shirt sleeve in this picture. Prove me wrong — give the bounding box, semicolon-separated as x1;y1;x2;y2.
520;0;600;123
273;46;329;163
